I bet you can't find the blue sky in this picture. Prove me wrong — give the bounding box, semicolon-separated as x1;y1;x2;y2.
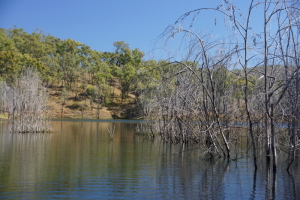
0;0;260;60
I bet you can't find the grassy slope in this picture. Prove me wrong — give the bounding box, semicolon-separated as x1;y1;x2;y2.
46;82;137;119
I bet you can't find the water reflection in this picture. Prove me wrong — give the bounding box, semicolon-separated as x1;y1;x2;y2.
0;120;299;199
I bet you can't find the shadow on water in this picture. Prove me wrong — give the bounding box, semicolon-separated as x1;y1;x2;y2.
0;120;299;199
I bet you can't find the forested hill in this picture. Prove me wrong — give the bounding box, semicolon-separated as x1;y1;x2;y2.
0;27;164;119
0;27;284;119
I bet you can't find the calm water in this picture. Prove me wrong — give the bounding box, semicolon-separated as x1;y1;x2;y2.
0;120;299;199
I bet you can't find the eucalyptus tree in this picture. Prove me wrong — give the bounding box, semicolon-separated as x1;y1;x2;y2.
92;61;113;118
0;28;16;52
0;28;55;84
0;82;7;114
108;41;144;100
54;38;83;89
59;88;69;118
87;50;103;84
134;59;161;117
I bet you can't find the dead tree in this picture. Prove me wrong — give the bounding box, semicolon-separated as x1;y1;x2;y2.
140;0;300;166
3;69;51;133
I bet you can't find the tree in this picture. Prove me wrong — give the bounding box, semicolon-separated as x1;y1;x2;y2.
108;41;144;99
2;69;51;133
140;0;300;170
59;88;69;118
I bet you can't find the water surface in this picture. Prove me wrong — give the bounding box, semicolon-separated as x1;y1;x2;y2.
0;120;299;199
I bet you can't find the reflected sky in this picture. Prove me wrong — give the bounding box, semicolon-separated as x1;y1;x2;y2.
0;120;299;199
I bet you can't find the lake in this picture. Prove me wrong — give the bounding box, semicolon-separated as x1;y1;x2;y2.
0;120;299;199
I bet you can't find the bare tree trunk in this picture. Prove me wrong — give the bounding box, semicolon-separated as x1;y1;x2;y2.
3;69;51;133
263;0;272;162
97;102;100;119
270;104;276;169
138;0;300;164
61;104;64;118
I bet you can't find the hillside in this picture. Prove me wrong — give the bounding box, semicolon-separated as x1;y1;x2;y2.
0;28;152;119
45;79;137;119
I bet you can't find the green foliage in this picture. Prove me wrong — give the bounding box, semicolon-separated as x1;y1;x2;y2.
0;29;16;51
0;29;148;104
100;84;111;99
92;62;113;85
86;86;97;97
0;50;21;78
106;41;145;99
60;88;69;105
0;26;274;120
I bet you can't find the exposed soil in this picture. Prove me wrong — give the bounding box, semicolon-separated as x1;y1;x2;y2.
45;81;137;119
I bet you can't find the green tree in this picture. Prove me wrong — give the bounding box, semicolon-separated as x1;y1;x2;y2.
109;41;144;99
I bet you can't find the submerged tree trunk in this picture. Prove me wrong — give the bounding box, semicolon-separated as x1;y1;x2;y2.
137;0;300;164
3;69;51;133
270;104;277;169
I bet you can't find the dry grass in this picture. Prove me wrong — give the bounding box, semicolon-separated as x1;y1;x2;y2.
46;84;136;119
